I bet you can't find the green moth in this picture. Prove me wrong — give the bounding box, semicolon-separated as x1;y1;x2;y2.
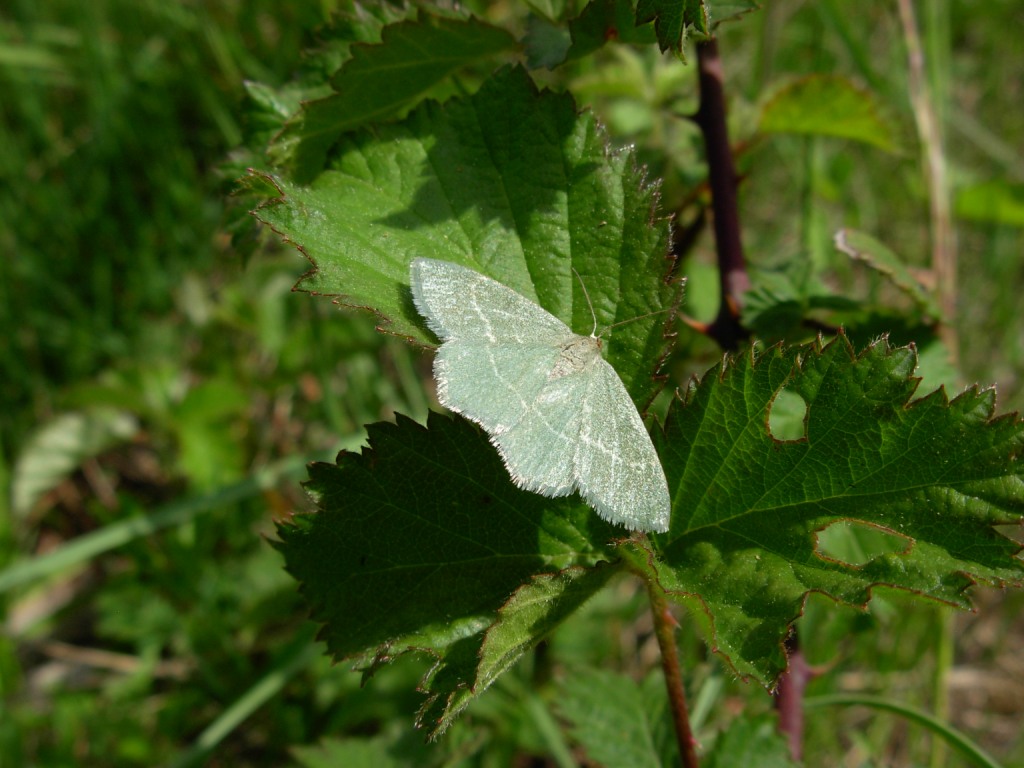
410;258;670;533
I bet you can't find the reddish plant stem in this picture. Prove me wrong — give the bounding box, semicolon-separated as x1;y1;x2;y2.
774;633;815;761
693;38;750;351
647;580;699;767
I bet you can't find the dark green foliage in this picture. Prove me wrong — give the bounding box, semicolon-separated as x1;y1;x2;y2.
5;1;1024;766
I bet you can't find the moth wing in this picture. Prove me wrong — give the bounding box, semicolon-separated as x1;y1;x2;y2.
411;258;571;345
485;369;588;498
413;257;585;496
434;340;563;436
572;359;671;533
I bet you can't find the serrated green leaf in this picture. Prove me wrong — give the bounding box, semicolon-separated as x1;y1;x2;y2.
639;333;1024;683
250;65;678;406
741;262;860;340
566;0;658;63
758;75;901;152
278;411;625;736
247;3;416;169
243;80;310;129
842;314;960;405
703;714;797;768
276;411;620;669
331;0;417;48
274;14;516;180
635;0;759;57
635;0;710;56
419;564;617;736
706;0;761;24
557;668;667;768
834;228;941;318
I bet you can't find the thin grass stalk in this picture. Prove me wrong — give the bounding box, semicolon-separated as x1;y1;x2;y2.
897;0;957;358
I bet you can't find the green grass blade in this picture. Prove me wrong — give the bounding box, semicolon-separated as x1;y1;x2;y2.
804;693;1003;768
167;629;322;768
498;674;577;768
0;451;333;594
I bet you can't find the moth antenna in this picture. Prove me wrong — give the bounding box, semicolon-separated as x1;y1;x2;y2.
572;267;672;338
599;308;673;336
572;267;599;336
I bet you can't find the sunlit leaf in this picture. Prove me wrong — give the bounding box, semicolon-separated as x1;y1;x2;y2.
250;65;678;407
273;14;516;181
759;75;901;152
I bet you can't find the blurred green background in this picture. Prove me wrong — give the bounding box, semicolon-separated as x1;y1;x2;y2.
1;0;1022;765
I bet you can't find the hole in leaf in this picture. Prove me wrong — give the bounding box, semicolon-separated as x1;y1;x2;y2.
995;523;1023;547
815;520;912;567
767;387;808;442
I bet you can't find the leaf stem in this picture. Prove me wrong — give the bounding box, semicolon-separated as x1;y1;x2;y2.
647;580;699;767
694;38;750;351
774;633;815;761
